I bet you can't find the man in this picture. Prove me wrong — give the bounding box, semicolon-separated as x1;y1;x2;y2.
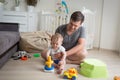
41;11;87;65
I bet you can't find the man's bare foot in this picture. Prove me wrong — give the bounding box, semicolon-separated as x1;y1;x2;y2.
66;59;71;64
66;58;84;65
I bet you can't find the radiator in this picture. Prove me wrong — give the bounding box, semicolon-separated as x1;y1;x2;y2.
39;12;96;49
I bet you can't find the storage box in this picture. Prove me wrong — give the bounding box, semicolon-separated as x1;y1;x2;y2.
80;58;108;78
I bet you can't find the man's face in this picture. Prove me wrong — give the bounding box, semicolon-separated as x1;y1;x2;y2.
67;19;81;32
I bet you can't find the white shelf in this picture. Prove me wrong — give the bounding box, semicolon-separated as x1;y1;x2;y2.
0;11;38;32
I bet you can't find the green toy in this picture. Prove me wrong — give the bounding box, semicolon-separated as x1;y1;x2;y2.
80;58;108;78
33;53;40;57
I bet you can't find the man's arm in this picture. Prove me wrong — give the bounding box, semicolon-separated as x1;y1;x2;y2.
66;38;85;56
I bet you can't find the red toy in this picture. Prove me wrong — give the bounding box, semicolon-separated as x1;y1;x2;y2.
21;56;28;60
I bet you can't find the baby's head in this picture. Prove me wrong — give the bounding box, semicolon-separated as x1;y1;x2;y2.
51;33;63;49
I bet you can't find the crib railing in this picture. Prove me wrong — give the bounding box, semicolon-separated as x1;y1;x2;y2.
40;13;70;34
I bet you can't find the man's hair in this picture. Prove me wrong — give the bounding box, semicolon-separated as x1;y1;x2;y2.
51;33;63;43
70;11;84;23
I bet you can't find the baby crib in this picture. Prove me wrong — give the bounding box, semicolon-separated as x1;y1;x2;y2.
39;11;96;49
39;12;70;34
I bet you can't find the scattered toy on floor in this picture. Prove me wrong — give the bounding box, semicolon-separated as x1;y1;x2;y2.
114;76;120;80
44;56;54;72
12;51;31;60
63;68;78;80
33;53;40;57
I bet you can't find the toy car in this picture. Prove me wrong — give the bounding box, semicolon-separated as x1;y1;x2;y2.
63;68;78;80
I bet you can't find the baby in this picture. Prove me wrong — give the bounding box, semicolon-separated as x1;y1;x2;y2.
46;33;66;74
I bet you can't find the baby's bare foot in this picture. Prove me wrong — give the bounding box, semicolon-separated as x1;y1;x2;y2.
57;69;63;74
53;64;59;69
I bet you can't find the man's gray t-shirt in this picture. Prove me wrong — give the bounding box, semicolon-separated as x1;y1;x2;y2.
55;24;86;51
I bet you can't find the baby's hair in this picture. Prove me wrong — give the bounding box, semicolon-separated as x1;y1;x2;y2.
51;33;63;43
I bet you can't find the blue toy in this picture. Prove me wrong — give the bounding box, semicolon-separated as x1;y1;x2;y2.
62;0;69;14
55;0;69;14
44;56;54;72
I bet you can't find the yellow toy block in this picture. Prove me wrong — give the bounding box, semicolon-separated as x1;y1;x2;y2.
45;56;53;68
44;56;54;72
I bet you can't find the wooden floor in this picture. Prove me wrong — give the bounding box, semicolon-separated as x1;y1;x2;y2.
0;49;120;80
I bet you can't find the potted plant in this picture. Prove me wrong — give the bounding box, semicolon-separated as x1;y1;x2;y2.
14;0;20;11
0;0;5;11
26;0;37;12
0;0;5;3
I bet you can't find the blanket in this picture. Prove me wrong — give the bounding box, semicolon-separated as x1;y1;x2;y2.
19;31;52;53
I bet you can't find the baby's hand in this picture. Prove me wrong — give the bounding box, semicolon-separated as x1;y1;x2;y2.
58;60;64;66
53;63;59;69
54;52;63;59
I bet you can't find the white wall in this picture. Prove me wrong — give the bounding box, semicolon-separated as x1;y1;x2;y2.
35;0;55;12
116;7;120;52
4;0;55;12
4;0;26;11
64;0;103;48
118;17;120;53
100;0;120;50
37;0;103;49
2;0;120;51
4;0;102;48
119;17;120;53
